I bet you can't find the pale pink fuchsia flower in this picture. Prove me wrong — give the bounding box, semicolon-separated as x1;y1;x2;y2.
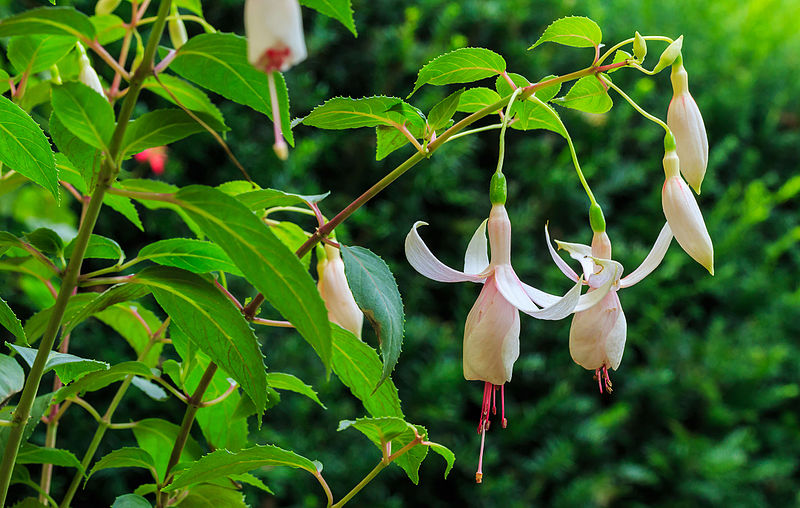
667;59;708;194
662;148;714;274
547;223;673;392
245;0;307;73
317;244;363;339
77;44;105;97
406;203;615;481
134;146;168;175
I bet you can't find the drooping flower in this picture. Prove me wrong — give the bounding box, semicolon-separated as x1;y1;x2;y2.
546;223;673;392
661;145;714;274
77;43;105;97
134;146;168;175
244;0;307;73
317;244;363;339
667;57;708;194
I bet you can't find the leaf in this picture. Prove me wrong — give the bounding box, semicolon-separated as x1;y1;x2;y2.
51;82;116;151
23;228;62;256
0;393;51;451
53;361;153;404
0;354;24;403
175;484;247;507
529;16;602;50
87;448;158;482
456;87;502;113
132;418;202;482
94;304;163;367
0;7;96;39
266;372;325;408
7;344;108;384
131;376;168;401
428;88;464;131
171;185;331;373
165;445;320;491
7;35;76;74
299;0;356;36
167;33;293;145
555;74;613;114
17;444;84;473
410;48;506;96
609;49;631;73
137;238;241;275
236;189;330;211
0;95;58;199
51;124;101;191
135;265;267;413
337;416;416;446
427;442;456;478
91;14;127;45
0;297;27;346
24;294;95;345
120;109;228;159
340;246;405;387
64;234;123;262
63;283;152;335
111;494;152;508
330;325;403;418
142;74;226;127
270;222;312;269
302;96;410;130
495;73;565;135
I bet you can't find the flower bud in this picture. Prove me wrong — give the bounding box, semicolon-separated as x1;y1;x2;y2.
169;5;189;49
633;31;647;62
245;0;307;72
463;275;520;385
77;44;105;97
661;151;714;274
317;245;363;338
95;0;121;16
653;35;683;73
667;60;708;194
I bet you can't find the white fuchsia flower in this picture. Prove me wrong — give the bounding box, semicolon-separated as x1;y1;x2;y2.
244;0;307;73
316;244;363;339
667;58;708;194
546;223;673;392
76;43;105;97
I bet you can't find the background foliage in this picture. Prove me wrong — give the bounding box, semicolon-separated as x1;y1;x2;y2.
1;0;799;506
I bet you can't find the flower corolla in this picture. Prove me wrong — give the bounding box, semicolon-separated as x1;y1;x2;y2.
317;244;363;339
244;0;307;72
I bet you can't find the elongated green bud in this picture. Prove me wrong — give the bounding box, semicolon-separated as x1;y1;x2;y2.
633;31;647;61
589;203;606;233
169;5;188;49
664;131;677;152
653;35;683;73
95;0;121;16
489;172;507;205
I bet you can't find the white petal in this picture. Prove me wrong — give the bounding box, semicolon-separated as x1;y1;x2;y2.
569;291;623;370
620;222;673;288
555;239;596;279
573;265;617;312
245;0;307;70
464;219;489;275
545;224;579;282
662;176;714;274
605;306;627;370
495;265;584;320
405;222;484;283
586;257;624;289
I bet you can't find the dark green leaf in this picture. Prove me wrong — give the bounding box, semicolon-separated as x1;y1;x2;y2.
88;448;157;482
0;354;24;403
0;7;95;39
7;343;108;384
120;109;227;159
131;418;201;482
137;238;241;275
51;82;115;151
456;87;502;113
111;494;152;508
303;96;411;130
0;94;58;199
340;245;405;387
23;228;62;256
175;484;247;507
411;48;506;96
0;298;27;346
53;361;152;404
299;0;356;35
63;283;152;335
17;445;84;473
529;16;602;50
7;35;76;74
24;294;95;346
64;234;123;262
428;88;464;131
267;372;325;408
142;74;226;127
555;74;613;114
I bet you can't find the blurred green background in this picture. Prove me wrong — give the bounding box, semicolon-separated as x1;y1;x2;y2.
2;0;800;506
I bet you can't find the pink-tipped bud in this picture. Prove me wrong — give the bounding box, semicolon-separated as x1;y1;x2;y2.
662;151;714;274
667;61;708;194
462;275;520;386
244;0;307;73
317;245;363;338
77;44;105;97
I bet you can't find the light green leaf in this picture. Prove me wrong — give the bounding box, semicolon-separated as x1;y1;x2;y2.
0;298;27;346
495;74;565;135
609;49;631;73
53;361;153;404
137;238;241;275
63;283;152;335
529;16;602;50
340;246;404;387
17;445;84;473
267;372;325;408
0;70;9;95
120;109;228;159
7;343;108;384
302;96;412;130
175;0;203;16
236;189;329;211
172;185;331;373
7;35;76;74
375;124;423;161
428;88;464;131
410;48;506;96
111;494;152;508
167;33;293;145
0;95;58;199
51;82;116;151
428;442;456;478
337;416;416;446
132;418;202;482
88;448;157;482
0;7;96;39
299;0;356;35
51;119;101;191
166;445;320;491
91;14;127;45
555;74;613;114
64;234;123;262
0;354;24;403
456;87;502;113
94;303;163;368
142;74;226;128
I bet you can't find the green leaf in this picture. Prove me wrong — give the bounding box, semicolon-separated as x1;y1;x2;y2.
166;445;320;491
555;74;613;114
497;73;561;103
7;35;76;74
171;185;331;373
88;448;157;482
167;33;293;145
302;96;411;130
64;234;123;262
175;484;247;507
270;222;312;269
428;88;464;131
340;245;405;387
17;444;84;473
23;228;63;256
0;297;27;346
63;283;152;335
0;354;24;403
0;94;58;200
427;442;456;478
132;418;202;482
529;16;602;50
142;74;226;128
174;0;203;16
137;238;241;275
0;7;96;39
330;325;403;418
609;49;631;73
53;361;153;404
7;343;109;384
94;303;163;367
495;75;566;136
0;393;51;451
130;376;168;401
236;189;330;211
266;372;325;408
51;120;101;191
135;266;267;413
0;70;9;95
299;0;356;36
456;87;502;113
111;494;152;508
120;109;227;159
410;48;506;96
338;416;416;446
51;82;116;151
91;14;127;45
24;294;95;346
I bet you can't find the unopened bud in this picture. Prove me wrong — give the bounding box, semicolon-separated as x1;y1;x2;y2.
589;203;605;233
95;0;121;16
667;60;708;194
489;172;507;205
653;35;683;73
168;5;188;49
273;141;289;161
317;244;363;338
633;31;647;62
76;43;105;97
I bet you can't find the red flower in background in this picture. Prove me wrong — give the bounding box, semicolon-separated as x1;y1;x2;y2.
135;146;168;175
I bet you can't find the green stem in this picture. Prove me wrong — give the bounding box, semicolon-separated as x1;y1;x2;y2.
495;88;522;175
596;35;674;66
331;462;387;508
444;123;504;143
599;74;670;133
38;419;58;505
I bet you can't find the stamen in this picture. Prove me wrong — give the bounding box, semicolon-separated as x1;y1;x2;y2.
266;71;289;160
492;385;497;415
595;367;604;393
603;365;613;393
501;384;507;428
476;424;486;484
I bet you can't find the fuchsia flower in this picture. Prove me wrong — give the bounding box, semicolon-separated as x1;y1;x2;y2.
667;58;708;194
317;244;363;339
244;0;307;73
134;146;168;175
546;223;673;392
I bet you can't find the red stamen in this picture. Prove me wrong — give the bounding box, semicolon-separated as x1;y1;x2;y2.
603;365;613;393
595;367;604;393
501;384;507;428
492;385;497;415
257;46;291;73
